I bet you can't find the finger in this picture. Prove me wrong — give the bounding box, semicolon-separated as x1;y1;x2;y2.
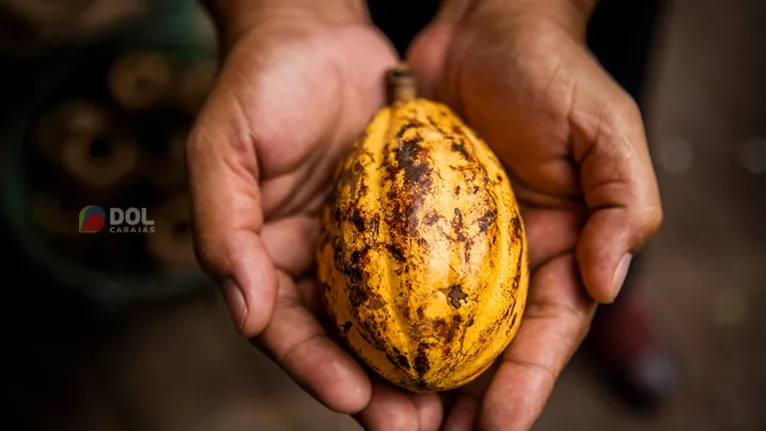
443;398;479;431
412;392;444;431
480;254;596;431
260;215;320;277
521;207;585;269
354;381;443;431
443;365;494;431
257;271;372;414
572;89;663;303
406;21;454;100
187;84;276;337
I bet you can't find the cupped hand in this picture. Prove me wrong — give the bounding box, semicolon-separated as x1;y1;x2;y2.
188;1;407;418
188;3;452;430
405;1;663;429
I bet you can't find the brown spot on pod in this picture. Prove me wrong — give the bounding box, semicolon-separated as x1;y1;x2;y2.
424;211;440;225
397;354;410;369
349;285;368;308
342;321;353;334
396;137;432;189
386;244;406;262
511;215;523;240
352;213;365;232
444;284;468;309
478;210;495;233
414;344;430;377
368;297;386;310
451;141;470;159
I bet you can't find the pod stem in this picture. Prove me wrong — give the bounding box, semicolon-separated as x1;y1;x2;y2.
387;64;417;103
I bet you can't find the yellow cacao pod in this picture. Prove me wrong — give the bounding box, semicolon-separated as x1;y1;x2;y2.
317;66;529;392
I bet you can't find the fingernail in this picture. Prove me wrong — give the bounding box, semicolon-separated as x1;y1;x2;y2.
611;254;633;301
222;279;247;331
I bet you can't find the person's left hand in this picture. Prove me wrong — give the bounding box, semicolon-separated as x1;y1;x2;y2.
398;0;663;429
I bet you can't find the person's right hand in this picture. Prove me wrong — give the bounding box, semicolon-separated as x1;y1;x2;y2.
187;1;446;429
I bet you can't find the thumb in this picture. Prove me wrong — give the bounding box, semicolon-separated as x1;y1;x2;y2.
187;75;277;338
572;81;663;304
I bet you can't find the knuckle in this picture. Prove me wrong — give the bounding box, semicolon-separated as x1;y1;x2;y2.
633;203;664;244
191;236;211;267
190;228;230;282
608;94;643;129
644;204;664;235
192;242;220;280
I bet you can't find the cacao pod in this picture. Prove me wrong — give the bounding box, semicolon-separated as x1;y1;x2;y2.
318;65;529;392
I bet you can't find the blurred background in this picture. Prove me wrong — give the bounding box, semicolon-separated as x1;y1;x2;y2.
1;0;764;430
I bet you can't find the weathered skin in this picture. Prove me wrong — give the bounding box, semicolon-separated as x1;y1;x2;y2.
317;97;529;393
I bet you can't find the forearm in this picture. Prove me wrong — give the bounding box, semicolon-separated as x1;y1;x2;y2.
203;0;368;46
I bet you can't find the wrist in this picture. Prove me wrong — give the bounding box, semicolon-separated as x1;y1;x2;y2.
438;0;598;37
204;0;369;47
